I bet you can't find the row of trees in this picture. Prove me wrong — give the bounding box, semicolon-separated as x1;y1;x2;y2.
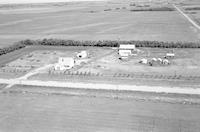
130;7;175;12
0;38;200;57
185;7;200;11
20;39;200;48
0;43;26;56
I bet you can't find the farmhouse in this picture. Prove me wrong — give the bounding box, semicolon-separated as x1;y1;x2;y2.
118;44;136;58
54;57;75;70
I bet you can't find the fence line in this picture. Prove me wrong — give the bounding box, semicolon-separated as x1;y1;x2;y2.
47;70;200;81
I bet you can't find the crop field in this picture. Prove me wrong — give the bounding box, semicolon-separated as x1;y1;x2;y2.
0;0;200;48
0;84;6;89
0;92;200;132
182;3;200;28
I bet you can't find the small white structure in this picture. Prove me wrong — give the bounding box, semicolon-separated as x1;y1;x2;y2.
77;51;87;59
54;57;75;70
166;53;175;58
162;59;170;65
151;58;157;61
118;44;136;58
157;58;162;62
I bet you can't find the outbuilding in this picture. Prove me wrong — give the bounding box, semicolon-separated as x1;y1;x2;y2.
166;53;175;58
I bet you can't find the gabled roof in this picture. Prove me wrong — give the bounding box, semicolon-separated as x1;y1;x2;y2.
119;44;135;49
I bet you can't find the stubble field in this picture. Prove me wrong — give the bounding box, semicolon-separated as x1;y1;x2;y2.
0;92;200;132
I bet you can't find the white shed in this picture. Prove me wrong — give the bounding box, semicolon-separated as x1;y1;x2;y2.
54;57;75;70
166;53;175;58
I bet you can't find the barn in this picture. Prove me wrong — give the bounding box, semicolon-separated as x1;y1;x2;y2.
118;44;136;58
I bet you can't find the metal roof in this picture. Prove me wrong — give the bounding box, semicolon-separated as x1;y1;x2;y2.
119;44;135;49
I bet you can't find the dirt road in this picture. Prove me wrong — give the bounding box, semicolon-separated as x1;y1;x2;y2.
1;78;200;95
4;64;54;89
173;4;200;30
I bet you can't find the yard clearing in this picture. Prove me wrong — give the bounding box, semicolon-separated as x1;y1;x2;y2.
1;46;200;95
1;46;200;88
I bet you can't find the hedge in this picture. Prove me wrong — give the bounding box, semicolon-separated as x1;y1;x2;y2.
0;43;26;56
130;7;175;12
19;39;200;48
0;39;200;56
185;7;200;11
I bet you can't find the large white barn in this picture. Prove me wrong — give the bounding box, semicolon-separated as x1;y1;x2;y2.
118;44;136;58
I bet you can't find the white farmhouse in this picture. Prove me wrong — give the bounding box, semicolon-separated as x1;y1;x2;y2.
54;57;75;70
118;44;136;58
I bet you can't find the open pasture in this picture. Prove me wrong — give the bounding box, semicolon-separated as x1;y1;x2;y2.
0;0;200;48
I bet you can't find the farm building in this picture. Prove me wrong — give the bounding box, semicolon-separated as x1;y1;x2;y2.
118;44;136;58
165;50;175;58
165;53;175;58
54;57;75;70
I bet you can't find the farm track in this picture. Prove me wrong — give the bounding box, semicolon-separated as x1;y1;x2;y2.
173;4;200;30
0;77;200;95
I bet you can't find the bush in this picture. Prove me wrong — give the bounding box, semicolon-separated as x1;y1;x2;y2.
104;8;112;11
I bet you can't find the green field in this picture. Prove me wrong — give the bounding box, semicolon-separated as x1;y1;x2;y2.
0;0;200;48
